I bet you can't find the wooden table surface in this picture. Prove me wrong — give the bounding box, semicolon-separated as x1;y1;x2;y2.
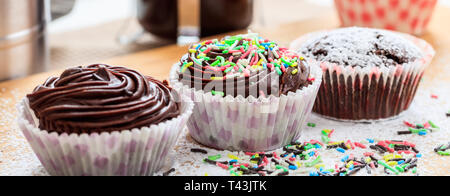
1;6;449;175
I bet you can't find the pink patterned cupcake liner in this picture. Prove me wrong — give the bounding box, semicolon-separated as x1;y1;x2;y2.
335;0;437;35
169;61;322;152
16;96;194;176
290;30;435;121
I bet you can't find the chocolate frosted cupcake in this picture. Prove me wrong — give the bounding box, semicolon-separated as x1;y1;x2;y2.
17;64;194;176
170;33;322;151
291;27;435;121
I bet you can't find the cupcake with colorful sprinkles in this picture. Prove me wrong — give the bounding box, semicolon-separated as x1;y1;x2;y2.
170;33;322;151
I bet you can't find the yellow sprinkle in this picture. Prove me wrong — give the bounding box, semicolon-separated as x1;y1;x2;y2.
346;161;354;168
365;157;372;163
189;49;197;53
315;164;325;169
228;154;240;160
383;154;394;162
291;63;298;67
394;154;403;159
256;59;264;66
259;45;265;50
181;62;193;73
291;69;298;75
254;154;259;158
296;161;302;167
204;173;209;176
387;161;398;167
300;57;305;60
211;77;224;80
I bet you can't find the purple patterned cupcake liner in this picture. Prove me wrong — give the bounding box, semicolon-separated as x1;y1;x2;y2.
16;96;194;176
169;61;322;152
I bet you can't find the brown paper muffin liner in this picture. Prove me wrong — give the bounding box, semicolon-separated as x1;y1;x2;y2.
16;96;194;176
290;30;435;121
169;60;323;152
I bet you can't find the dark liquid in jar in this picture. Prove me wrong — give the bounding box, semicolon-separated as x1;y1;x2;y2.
137;0;253;39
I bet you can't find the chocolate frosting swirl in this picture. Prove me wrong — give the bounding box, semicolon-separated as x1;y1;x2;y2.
177;34;310;98
27;64;180;134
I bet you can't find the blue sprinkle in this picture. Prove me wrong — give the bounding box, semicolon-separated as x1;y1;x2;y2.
348;164;354;170
367;139;375;143
416;153;423;158
341;155;349;162
322;171;330;174
398;160;405;165
289;165;298;170
336;147;346;153
315;144;322;149
309;151;315;157
229;159;238;164
196;45;202;50
283;63;289;68
309;171;319;176
339;173;346;176
418;131;427;136
263;63;267;69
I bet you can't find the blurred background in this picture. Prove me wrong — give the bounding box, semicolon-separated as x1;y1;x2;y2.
1;0;449;80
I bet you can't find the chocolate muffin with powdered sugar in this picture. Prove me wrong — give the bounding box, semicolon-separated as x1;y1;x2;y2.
297;27;434;121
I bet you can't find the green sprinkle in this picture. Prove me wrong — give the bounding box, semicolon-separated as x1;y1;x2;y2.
211;90;225;97
208;154;221;161
378;160;399;175
428;120;440;129
307;123;316;128
224;66;234;73
305;155;322;167
321;135;330;144
276;165;288;172
395;165;405;173
281;58;292;66
438;151;450;156
275;67;282;75
412;167;417;174
210;60;220;67
409;127;421;134
222;50;229;54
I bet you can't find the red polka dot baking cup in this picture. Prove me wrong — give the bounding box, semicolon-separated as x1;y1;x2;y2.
169;61;322;152
290;30;435;122
16;96;194;176
334;0;437;35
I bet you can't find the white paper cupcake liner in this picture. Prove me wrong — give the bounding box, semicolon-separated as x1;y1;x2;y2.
16;96;194;176
169;61;322;152
290;30;435;121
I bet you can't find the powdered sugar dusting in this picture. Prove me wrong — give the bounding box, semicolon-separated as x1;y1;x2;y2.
299;27;424;67
156;80;449;176
0;80;448;176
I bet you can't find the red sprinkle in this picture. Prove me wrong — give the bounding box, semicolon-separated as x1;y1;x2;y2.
403;121;415;128
273;152;280;159
364;152;374;157
216;162;229;170
431;94;438;99
423;122;431;128
354;142;367;149
347;140;355;150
